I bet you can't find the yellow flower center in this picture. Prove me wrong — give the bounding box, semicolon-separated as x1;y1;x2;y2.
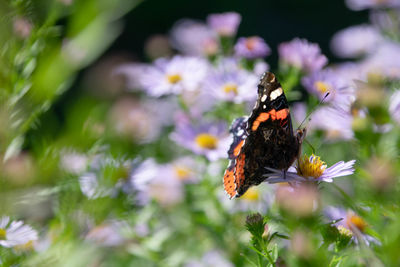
14;240;34;252
0;228;6;240
241;187;260;201
167;74;182;84
337;225;353;237
195;133;218;149
297;154;327;178
174;166;192;180
346;214;367;232
314;81;331;94
222;83;238;95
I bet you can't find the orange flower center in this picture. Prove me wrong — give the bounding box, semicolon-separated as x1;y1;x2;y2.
346;214;367;232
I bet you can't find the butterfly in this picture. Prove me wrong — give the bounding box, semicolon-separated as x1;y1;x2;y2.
223;72;306;199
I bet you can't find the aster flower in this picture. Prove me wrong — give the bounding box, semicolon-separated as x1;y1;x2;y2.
324;207;379;246
79;154;133;199
264;154;356;184
202;58;258;103
60;150;88;174
170;118;230;161
330;24;382;58
108;97;176;144
220;185;274;213
169;19;219;56
207;12;241;37
302;69;355;106
132;56;209;96
308;106;355;141
0;216;38;248
129;159;184;207
85;221;127;247
361;41;400;79
345;0;400;11
278;38;328;73
185;250;233;267
234;36;271;59
389;90;400;125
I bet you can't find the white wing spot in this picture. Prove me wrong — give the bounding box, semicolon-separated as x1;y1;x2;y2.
260;94;267;102
263;105;266;109
270;87;283;100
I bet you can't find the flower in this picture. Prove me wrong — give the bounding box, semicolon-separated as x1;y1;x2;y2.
389;90;400;124
234;36;271;59
108;97;176;143
308;106;355;141
202;58;258;103
169;19;219;56
345;0;400;11
137;56;209;96
275;184;320;217
79;154;133;199
302;69;355;105
85;221;129;247
361;41;400;79
324;207;379;246
60;150;88;174
185;250;233;267
330;24;382;58
265;154;356;183
207;12;241;37
278;38;328;73
0;216;38;248
129;159;184;207
170;118;230;161
219;185;274;213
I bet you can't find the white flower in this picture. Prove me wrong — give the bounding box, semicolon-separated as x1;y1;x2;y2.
0;216;38;248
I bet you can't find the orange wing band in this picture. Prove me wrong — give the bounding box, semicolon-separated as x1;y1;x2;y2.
252;109;289;131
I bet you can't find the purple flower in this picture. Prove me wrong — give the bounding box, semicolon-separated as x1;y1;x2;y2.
170;19;219;56
202;58;258;103
185;250;233;267
129;159;184;207
361;41;400;79
308;106;354;141
85;221;129;247
234;36;271;59
331;24;382;58
278;38;328;73
370;9;400;31
265;154;356;184
389;90;400;124
126;56;209;97
170;118;230;161
207;12;241;37
78;154;133;199
324;207;379;246
302;69;355;106
108;97;176;144
219;185;274;213
345;0;400;11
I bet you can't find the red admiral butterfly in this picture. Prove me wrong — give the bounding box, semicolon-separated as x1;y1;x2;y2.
223;72;306;199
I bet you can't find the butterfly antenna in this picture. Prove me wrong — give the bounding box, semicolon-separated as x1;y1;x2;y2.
298;92;330;129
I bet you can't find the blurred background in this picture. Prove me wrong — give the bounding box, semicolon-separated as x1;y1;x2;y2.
1;0;400;266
